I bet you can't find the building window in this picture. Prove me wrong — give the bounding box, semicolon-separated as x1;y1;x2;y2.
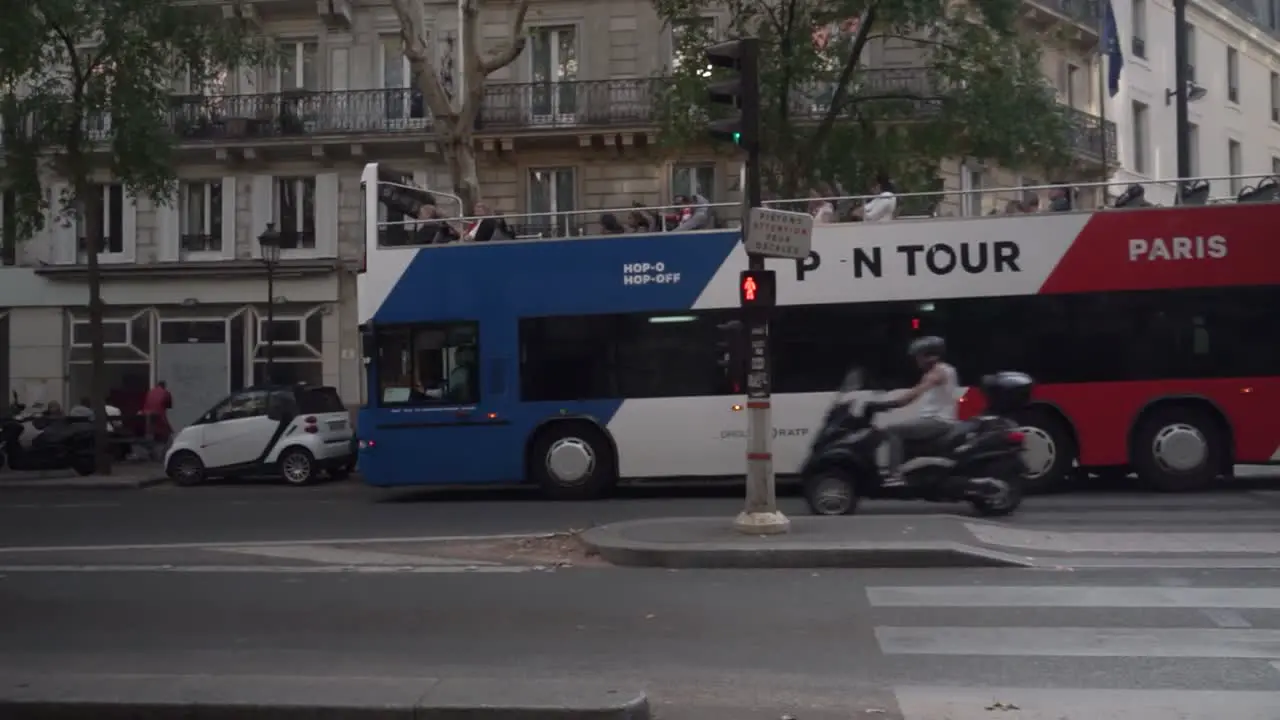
251;305;325;386
529;26;578;120
1185;123;1199;177
67;308;153;416
672;164;715;202
379;35;424;124
1131;101;1149;175
179;181;222;254
1184;25;1196;83
274;177;316;249
1273;156;1280;174
1228;140;1242;195
76;183;125;259
1;188;15;266
962;165;984;217
1064;63;1080;108
1271;72;1279;123
1227;48;1239;104
1132;0;1147;59
671;17;715;76
276;41;318;91
528;167;576;237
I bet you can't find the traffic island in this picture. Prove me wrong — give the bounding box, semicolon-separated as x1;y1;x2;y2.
580;515;1035;569
0;673;651;720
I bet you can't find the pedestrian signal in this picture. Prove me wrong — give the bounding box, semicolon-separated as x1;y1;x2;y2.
739;269;776;307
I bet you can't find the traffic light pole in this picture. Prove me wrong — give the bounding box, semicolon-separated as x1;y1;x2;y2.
733;138;790;536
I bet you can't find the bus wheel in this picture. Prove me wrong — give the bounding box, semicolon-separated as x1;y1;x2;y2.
530;423;617;501
1133;406;1224;493
1013;408;1076;494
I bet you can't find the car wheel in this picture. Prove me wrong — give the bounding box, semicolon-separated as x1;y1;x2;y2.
1133;406;1224;493
279;447;318;486
167;451;205;487
803;471;860;516
529;423;617;500
72;457;96;476
1012;408;1076;494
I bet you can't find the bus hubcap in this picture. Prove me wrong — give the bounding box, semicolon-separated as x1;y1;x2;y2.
547;438;594;486
1019;427;1055;478
1152;424;1207;472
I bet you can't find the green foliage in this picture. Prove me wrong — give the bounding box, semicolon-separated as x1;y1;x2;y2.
0;0;268;238
652;0;1077;197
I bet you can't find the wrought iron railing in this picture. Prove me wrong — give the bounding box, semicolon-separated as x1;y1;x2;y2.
3;75;1116;163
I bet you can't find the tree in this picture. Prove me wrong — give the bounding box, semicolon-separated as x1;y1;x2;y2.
389;0;531;215
654;0;1077;200
0;0;265;473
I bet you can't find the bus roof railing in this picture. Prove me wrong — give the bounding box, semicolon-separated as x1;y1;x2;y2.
368;173;1280;249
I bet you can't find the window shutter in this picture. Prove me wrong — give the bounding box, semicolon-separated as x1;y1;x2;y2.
155;189;180;262
221;176;238;260
316;172;339;257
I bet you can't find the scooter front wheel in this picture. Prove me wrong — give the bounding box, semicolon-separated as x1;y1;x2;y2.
804;471;860;516
968;478;1023;517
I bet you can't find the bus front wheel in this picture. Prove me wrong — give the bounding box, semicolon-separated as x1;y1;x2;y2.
530;423;618;501
1132;406;1225;493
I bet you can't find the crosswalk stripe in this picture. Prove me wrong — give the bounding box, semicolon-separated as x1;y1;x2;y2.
867;585;1280;608
876;626;1280;658
895;686;1280;720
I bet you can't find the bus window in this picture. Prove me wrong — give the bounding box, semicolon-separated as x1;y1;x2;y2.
375;321;480;406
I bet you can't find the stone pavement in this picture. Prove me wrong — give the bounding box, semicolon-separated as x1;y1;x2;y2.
0;462;166;490
581;514;1280;569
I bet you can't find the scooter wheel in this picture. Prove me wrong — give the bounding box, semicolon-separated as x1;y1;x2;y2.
969;479;1023;517
804;471;860;516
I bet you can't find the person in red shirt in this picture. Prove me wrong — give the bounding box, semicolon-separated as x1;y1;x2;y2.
140;381;173;460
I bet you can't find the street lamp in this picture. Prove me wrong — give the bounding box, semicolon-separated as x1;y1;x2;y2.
258;222;282;385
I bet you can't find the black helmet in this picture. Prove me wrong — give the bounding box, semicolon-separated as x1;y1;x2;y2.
908;336;946;359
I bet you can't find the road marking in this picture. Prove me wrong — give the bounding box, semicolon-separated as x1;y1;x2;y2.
964;524;1280;554
867;586;1280;609
1200;608;1252;628
876;626;1280;658
0;503;121;510
896;686;1280;720
0;532;554;554
0;564;535;574
215;544;497;567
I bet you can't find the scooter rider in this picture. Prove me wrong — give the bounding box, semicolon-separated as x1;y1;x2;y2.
878;336;959;486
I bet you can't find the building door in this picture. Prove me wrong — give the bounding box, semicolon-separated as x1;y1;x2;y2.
158;320;230;431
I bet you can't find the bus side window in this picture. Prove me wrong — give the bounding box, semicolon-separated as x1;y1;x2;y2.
374;322;480;406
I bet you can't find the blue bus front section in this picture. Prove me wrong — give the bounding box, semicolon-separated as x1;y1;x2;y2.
358;230;741;487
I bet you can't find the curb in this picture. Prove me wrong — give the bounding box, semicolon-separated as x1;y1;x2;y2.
582;529;1034;569
0;675;650;720
0;476;168;491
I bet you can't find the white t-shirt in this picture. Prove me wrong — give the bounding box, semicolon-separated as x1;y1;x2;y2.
918;363;960;421
863;192;897;222
812;202;835;224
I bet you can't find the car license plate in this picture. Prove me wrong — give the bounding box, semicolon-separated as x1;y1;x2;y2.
328;420;347;430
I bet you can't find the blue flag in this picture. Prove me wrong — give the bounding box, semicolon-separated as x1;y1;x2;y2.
1101;0;1124;97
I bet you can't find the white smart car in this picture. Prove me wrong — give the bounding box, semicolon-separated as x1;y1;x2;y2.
165;384;355;486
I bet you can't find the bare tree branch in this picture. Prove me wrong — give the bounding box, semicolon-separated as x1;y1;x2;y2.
388;0;456;121
803;4;878;158
480;0;531;74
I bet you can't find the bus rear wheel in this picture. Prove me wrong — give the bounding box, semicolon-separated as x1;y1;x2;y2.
530;423;617;501
1133;406;1224;493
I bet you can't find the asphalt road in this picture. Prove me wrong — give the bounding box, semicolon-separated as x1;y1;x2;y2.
4;565;1280;720
3;474;1280;549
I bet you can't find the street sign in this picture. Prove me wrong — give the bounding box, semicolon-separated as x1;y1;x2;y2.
745;323;771;399
744;207;814;259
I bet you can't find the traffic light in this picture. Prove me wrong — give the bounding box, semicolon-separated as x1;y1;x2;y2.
715;319;746;391
704;38;760;149
739;269;776;308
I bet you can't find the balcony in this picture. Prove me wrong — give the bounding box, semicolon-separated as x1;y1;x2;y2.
1065;106;1119;165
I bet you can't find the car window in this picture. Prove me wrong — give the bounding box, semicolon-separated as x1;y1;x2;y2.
297;387;344;413
268;390;299;418
213;390;269;422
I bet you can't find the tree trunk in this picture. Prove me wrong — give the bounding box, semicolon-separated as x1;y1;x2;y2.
444;130;479;216
77;180;112;476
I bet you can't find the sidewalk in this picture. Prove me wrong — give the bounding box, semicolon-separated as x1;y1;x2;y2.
0;462;167;490
581;515;1280;569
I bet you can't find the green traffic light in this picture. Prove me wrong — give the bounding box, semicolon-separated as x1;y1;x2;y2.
732;132;741;144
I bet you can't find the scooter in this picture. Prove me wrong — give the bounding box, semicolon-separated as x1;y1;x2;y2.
1;411;97;476
800;368;1031;517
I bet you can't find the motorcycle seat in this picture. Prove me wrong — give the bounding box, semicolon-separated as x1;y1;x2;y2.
904;420;976;456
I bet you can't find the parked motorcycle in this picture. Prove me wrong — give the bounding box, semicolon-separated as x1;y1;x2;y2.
1;398;97;475
800;369;1031;517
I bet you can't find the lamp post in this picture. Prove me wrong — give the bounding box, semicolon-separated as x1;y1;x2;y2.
258;223;282;385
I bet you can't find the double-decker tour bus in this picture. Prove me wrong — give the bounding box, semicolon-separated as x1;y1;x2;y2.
356;163;1280;498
